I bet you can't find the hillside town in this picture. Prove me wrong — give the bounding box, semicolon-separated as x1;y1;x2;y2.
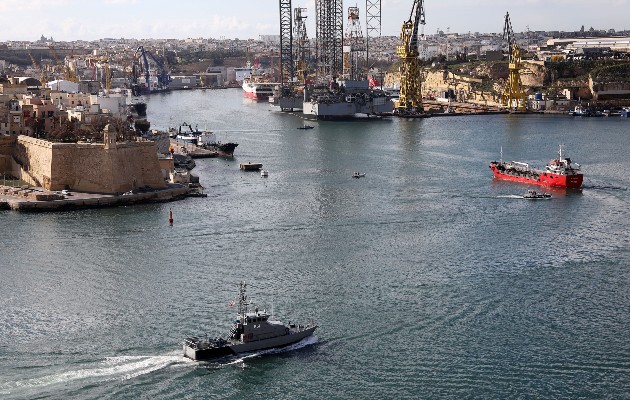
2;25;630;210
2;27;630;132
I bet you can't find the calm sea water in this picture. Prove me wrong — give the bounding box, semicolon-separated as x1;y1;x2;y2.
1;89;629;399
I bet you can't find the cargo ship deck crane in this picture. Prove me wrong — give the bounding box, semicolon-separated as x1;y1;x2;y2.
395;0;426;116
502;12;527;111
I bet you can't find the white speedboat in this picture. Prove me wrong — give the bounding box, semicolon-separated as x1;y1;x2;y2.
522;189;552;200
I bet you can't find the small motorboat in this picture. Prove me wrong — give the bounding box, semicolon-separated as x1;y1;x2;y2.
297;124;314;130
261;170;269;177
352;172;366;178
522;190;551;199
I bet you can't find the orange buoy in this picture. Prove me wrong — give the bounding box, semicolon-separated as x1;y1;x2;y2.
169;208;173;225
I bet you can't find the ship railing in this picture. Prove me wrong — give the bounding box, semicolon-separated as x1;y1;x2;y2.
183;337;200;349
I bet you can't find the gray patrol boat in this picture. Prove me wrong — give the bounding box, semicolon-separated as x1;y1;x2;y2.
183;282;317;361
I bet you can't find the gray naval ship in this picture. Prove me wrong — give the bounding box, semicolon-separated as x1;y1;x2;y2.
183;282;318;361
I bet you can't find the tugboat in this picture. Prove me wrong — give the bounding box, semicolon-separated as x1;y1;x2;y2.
183;282;317;361
489;145;583;189
522;189;552;200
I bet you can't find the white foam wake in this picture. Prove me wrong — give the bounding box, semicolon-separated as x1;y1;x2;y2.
0;353;190;393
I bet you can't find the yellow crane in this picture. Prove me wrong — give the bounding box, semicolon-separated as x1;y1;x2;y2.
502;12;527;111
28;52;46;85
395;0;426;116
65;57;79;83
48;45;63;81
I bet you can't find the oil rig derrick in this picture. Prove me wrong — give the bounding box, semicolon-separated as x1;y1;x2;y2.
279;0;294;84
395;0;426;116
502;12;527;112
343;7;367;81
315;0;343;81
366;0;382;83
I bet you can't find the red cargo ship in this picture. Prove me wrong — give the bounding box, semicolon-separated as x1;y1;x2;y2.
489;145;583;189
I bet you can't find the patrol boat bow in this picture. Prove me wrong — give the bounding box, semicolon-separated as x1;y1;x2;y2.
183;282;317;361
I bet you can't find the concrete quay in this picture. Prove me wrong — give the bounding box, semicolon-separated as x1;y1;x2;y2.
0;184;192;212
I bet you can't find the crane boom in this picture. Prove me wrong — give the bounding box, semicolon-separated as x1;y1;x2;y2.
503;12;515;63
136;46;170;91
136;46;151;90
501;12;527;111
29;52;46;85
395;0;425;116
407;0;425;56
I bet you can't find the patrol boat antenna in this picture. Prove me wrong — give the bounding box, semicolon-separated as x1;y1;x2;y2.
237;281;249;320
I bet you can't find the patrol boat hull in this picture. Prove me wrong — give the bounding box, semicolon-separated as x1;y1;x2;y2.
184;326;316;361
183;282;317;361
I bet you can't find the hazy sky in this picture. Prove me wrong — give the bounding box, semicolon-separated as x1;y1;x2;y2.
1;0;628;42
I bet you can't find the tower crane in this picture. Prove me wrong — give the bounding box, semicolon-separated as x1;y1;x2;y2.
502;12;527;111
395;0;425;116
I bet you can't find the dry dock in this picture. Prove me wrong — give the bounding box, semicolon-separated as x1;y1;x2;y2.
0;184;192;212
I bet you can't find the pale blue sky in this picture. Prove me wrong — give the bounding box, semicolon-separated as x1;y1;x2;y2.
1;0;628;41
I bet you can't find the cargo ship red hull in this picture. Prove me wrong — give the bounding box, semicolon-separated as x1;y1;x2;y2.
489;146;583;189
489;163;583;188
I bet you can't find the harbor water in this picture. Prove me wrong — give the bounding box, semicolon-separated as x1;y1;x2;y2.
1;89;629;399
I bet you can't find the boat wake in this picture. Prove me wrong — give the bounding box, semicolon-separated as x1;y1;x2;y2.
582;184;628;191
0;352;189;394
496;195;524;199
217;335;319;367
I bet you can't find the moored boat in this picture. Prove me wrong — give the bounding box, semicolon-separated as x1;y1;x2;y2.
489;145;583;189
183;282;317;361
242;77;276;101
172;123;238;157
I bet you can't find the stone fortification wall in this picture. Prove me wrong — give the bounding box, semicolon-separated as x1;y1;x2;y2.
14;136;53;187
0;156;10;172
15;136;166;193
0;136;16;173
0;135;16;156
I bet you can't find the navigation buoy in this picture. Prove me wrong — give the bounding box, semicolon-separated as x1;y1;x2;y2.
169;208;173;225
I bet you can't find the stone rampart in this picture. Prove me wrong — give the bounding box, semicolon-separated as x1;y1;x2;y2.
15;136;166;193
0;135;16;156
